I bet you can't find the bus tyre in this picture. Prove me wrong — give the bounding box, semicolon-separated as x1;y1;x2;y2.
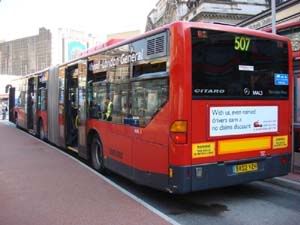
91;136;105;173
38;120;45;140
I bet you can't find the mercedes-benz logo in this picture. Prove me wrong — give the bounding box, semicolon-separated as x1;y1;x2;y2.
244;88;251;95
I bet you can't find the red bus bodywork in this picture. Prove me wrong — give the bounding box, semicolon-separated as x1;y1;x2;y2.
84;22;293;193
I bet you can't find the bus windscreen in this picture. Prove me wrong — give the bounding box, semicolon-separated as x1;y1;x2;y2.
191;28;289;99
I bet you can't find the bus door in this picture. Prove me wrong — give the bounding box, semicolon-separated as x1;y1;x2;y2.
77;61;88;157
36;73;48;138
58;67;66;147
8;87;15;123
64;61;87;154
33;77;39;133
27;77;37;131
65;64;79;152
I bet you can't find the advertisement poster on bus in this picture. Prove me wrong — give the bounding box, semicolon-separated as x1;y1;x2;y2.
209;106;278;137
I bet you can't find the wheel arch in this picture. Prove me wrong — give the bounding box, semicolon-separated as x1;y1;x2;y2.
88;128;106;173
87;128;101;160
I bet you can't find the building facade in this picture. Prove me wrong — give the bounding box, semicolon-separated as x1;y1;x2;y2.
0;28;51;75
182;0;269;24
146;0;188;31
237;0;300;30
0;74;19;101
146;0;270;31
52;28;98;65
0;27;99;76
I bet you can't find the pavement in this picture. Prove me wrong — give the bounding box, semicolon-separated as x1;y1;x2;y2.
266;172;300;192
0;120;175;225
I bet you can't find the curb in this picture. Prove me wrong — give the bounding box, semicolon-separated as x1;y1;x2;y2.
265;177;300;192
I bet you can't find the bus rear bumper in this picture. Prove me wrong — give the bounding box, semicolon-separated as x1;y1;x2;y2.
169;153;291;194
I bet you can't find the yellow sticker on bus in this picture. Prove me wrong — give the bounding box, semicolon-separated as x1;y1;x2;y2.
192;142;216;158
273;135;288;149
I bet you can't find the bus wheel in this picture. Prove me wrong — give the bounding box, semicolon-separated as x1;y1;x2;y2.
38;120;45;140
91;136;105;173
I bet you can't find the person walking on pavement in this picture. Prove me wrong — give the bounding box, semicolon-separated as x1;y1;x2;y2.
1;103;8;120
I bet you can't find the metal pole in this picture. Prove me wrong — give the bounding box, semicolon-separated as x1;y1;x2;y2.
271;0;276;34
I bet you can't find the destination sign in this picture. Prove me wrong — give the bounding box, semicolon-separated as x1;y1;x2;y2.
90;49;144;72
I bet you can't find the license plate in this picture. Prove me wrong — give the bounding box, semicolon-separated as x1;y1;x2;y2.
234;162;258;174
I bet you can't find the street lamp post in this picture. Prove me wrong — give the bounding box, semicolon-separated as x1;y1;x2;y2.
271;0;276;34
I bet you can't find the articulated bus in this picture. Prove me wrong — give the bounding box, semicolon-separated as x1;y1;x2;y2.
263;20;300;172
10;21;293;193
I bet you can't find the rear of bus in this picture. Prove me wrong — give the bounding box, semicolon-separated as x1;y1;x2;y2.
170;23;292;193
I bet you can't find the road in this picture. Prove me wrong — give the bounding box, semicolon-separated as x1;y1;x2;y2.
108;172;300;225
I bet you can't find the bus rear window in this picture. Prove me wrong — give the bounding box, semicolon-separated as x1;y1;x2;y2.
191;28;289;99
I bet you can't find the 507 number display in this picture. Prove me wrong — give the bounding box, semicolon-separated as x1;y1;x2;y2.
234;36;251;52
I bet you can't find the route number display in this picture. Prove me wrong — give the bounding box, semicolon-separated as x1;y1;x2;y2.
234;36;251;52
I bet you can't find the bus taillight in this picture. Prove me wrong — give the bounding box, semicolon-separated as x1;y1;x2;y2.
170;121;187;144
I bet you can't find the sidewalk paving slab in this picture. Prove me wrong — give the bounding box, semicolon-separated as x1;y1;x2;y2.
266;172;300;192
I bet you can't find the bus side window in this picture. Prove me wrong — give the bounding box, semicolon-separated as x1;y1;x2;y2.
41;88;47;111
107;61;130;124
38;88;46;110
111;82;130;124
131;81;146;126
130;60;169;127
131;77;168;127
18;80;26;108
90;82;106;120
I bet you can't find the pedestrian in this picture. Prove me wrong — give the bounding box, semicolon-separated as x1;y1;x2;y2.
1;103;7;120
103;97;113;121
89;100;102;119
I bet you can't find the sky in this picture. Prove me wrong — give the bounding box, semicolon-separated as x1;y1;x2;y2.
0;0;158;42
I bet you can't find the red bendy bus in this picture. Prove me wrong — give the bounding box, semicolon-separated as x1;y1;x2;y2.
10;21;293;193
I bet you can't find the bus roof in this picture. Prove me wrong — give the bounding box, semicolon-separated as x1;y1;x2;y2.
262;20;300;33
59;21;291;68
78;38;125;58
12;67;50;81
